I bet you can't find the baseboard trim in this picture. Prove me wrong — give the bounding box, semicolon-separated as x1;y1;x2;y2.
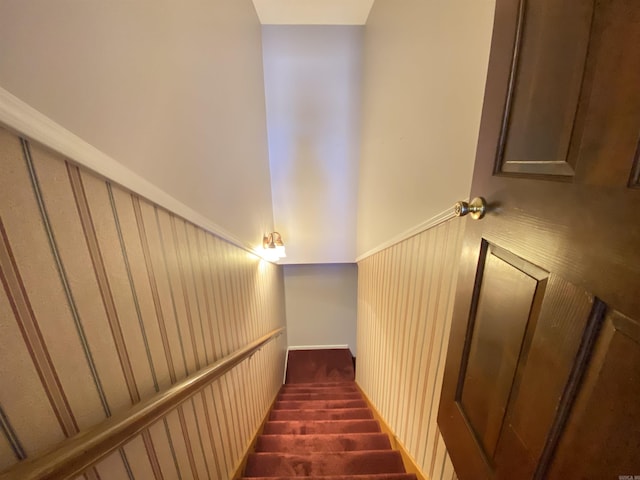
283;345;352;383
355;382;429;480
232;389;279;479
287;344;350;350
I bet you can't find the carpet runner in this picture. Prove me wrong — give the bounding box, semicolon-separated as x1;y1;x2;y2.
241;349;416;480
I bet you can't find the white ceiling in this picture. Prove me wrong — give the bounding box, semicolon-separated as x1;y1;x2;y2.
252;0;375;25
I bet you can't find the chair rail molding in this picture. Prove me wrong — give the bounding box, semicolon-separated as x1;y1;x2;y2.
356;206;461;263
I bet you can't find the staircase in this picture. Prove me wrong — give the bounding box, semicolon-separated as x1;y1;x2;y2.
240;349;417;480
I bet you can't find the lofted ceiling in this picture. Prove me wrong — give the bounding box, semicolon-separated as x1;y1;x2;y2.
0;0;494;267
252;0;375;25
253;1;374;264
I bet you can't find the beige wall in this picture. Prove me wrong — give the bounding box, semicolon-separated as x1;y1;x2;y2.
0;0;273;249
0;126;286;479
357;219;465;480
262;26;363;264
356;0;494;257
283;264;358;355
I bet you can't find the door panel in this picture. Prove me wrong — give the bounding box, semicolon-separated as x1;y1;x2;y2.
442;233;600;479
631;147;640;187
499;0;594;177
572;0;640;187
547;311;640;479
492;275;594;476
458;242;546;461
438;0;640;478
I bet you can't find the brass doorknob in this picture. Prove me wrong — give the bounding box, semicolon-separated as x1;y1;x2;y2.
454;197;487;220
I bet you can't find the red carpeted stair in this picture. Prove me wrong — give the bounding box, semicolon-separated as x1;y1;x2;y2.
241;349;416;480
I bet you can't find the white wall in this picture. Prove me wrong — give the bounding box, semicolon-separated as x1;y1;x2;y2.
356;0;495;257
0;0;273;249
284;264;358;355
262;26;363;264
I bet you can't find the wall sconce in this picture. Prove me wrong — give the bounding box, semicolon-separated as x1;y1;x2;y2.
262;232;286;259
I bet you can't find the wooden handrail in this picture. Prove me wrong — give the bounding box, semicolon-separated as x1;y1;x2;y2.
0;327;285;480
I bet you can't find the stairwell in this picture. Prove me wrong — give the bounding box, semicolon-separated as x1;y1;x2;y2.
240;349;417;480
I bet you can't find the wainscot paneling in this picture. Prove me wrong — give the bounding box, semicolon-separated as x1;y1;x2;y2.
0;126;286;479
357;219;464;480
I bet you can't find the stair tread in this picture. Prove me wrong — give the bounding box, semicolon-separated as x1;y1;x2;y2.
281;386;359;392
245;451;406;477
283;382;357;387
274;400;367;410
283;381;357;386
270;408;374;421
255;433;391;453
272;408;372;413
285;349;355;384
258;432;386;438
263;419;382;435
240;475;417;480
278;393;363;400
279;393;360;398
280;389;359;395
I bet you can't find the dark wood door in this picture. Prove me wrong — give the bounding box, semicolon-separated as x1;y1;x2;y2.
438;1;640;479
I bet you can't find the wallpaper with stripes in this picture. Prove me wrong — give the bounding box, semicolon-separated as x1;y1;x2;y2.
0;126;287;479
356;219;464;480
